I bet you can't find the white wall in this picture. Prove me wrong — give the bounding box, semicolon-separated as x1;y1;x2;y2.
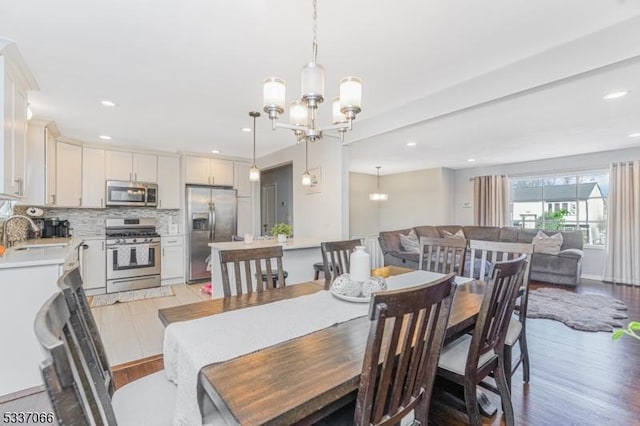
377;167;455;231
349;172;379;237
453;146;640;279
257;140;347;240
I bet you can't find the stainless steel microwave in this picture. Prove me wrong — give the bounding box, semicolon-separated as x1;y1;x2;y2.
105;181;158;207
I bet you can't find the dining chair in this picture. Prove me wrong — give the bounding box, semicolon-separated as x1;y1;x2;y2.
418;236;468;275
320;238;362;285
37;268;223;426
219;245;285;297
467;240;534;390
437;255;527;426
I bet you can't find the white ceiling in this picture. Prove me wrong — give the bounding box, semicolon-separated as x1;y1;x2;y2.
1;0;640;173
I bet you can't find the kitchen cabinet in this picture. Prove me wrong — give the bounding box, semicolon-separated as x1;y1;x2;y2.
234;161;252;197
81;239;106;290
161;235;184;284
184;155;234;186
55;141;82;207
105;150;157;183
157;155;180;209
82;147;106;207
21;120;59;206
1;57;31;198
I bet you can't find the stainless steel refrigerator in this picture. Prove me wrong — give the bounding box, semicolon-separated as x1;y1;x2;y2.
186;185;237;282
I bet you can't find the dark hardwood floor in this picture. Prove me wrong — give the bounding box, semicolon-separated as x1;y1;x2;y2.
2;279;638;426
430;278;640;426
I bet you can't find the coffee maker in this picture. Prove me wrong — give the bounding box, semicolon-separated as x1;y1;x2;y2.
42;218;71;238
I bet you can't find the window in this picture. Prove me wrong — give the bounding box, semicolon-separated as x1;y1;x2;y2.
510;172;608;246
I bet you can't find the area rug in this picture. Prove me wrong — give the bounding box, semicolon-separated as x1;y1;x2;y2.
527;288;628;332
90;286;175;307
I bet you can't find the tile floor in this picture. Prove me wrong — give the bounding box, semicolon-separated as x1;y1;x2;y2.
91;283;211;366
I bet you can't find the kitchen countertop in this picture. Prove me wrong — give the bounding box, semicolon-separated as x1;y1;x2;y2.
209;238;323;251
0;237;84;269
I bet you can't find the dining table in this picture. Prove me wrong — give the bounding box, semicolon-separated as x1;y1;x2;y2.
158;266;487;426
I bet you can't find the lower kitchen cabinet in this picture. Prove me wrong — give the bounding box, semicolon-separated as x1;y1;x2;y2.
81;239;106;291
162;235;184;284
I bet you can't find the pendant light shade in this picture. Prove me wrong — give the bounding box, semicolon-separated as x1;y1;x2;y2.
249;111;261;182
369;166;388;201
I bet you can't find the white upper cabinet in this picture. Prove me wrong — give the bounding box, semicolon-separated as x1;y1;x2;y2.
45;127;57;205
233;161;251;197
55;141;82;207
82;147;105;207
1;48;36;199
21;120;59;206
105;150;157;183
184;155;234;186
184;156;210;185
157;155;180;209
133;153;157;183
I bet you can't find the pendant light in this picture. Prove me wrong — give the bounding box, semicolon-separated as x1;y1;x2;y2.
248;111;261;181
302;139;312;186
369;166;388;201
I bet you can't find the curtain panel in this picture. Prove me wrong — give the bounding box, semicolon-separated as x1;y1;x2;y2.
473;175;509;227
604;161;640;286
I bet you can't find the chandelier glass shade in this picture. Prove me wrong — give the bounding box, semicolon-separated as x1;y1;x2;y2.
369;166;388;201
262;0;362;144
248;111;261;182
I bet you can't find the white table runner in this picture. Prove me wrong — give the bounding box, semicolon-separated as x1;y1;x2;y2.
163;270;450;426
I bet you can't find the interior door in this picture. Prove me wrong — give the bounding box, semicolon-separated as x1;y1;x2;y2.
261;183;277;236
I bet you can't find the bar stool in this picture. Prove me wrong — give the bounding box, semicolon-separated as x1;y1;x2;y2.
313;262;341;280
260;270;288;288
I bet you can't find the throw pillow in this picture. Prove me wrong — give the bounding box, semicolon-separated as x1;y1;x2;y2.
443;229;466;239
532;231;563;255
399;229;421;253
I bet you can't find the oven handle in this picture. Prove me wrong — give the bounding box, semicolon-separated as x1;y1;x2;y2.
106;242;161;251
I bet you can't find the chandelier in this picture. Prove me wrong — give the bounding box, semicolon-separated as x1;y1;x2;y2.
369;166;388;201
248;111;261;182
262;0;363;143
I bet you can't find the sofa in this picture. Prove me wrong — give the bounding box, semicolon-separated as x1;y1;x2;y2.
378;225;584;286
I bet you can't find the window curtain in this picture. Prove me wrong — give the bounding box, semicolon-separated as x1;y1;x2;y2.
604;161;640;286
473;175;509;227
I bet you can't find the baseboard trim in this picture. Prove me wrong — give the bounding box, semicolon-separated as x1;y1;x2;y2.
0;385;45;405
581;274;603;281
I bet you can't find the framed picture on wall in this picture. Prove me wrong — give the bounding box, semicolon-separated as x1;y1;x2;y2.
306;167;322;194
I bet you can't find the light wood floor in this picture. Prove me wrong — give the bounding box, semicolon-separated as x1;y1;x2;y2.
91;283;210;366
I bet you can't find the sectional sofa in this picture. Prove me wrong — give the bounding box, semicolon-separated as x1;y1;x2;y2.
378;225;584;286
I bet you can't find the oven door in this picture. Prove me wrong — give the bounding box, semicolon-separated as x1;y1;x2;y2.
106;242;161;280
106;181;147;207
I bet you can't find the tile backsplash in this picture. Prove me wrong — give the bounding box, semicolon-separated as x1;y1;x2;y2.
3;206;181;243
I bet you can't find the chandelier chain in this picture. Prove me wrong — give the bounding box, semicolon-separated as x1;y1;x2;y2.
312;0;318;62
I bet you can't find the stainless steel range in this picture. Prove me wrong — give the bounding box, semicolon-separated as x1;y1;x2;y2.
105;218;161;293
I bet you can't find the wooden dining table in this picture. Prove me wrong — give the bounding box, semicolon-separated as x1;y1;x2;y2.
158;266;486;426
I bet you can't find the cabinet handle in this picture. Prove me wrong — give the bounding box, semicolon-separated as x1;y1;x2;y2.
129;172;132;181
135;172;138;181
162;248;165;256
101;198;104;208
79;197;82;205
159;199;162;208
14;178;22;196
52;194;56;204
101;241;104;251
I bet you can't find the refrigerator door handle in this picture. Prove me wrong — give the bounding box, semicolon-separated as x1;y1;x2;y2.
211;202;217;241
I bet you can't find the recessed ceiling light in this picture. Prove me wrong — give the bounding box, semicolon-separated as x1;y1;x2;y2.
602;91;628;100
628;132;640;138
406;141;416;147
99;135;112;140
100;100;118;107
241;128;252;132
211;150;220;154
467;158;476;162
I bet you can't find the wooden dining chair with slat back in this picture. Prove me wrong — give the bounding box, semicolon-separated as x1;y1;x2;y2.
418;237;468;275
438;255;528;426
320;239;362;286
39;268;224;426
219;246;285;297
467;240;534;390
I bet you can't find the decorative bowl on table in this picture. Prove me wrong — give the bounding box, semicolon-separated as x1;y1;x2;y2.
330;274;387;303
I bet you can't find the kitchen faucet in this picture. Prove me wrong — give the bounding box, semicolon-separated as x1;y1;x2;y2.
1;215;39;248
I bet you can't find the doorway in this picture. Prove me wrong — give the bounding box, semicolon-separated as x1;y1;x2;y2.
260;164;293;236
